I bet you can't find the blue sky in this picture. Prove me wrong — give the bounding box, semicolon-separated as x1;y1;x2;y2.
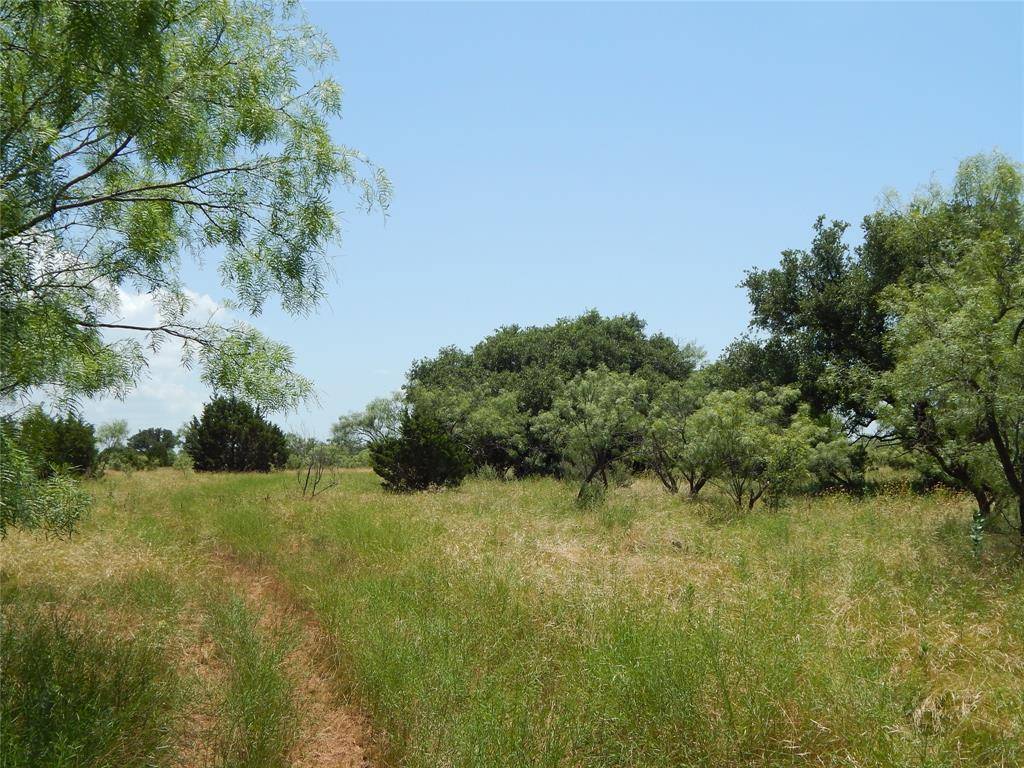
84;1;1023;437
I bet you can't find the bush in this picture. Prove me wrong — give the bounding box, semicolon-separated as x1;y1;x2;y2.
99;445;148;472
172;450;195;474
12;406;97;477
0;428;89;537
0;607;176;767
183;397;287;472
337;447;371;468
369;410;472;492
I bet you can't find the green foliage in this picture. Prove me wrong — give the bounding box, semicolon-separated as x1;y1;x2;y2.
880;152;1024;535
11;406;97;477
0;0;389;413
284;433;318;470
408;311;703;476
95;420;129;452
723;177;969;430
98;445;148;473
643;375;717;497
736;217;892;425
183;397;287;472
369;409;472;492
286;432;369;473
0;607;176;767
687;388;818;511
0;427;89;537
172;449;195;474
806;423;869;494
332;394;403;449
535;367;648;499
412;386;530;475
127;427;177;467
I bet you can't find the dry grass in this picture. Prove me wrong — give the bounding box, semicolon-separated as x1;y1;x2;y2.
3;469;1023;767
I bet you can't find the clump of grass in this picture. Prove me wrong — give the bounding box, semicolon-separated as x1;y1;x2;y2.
206;597;297;768
0;606;177;768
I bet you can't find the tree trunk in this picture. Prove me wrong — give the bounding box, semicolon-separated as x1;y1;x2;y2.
1019;496;1024;544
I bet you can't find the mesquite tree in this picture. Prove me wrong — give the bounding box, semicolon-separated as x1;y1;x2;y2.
535;367;648;500
880;154;1024;539
1;0;388;531
643;376;717;498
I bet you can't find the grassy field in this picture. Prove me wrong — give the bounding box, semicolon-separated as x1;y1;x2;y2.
2;469;1023;768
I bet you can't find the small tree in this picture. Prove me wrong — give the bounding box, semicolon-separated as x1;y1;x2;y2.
96;419;143;472
296;443;340;498
878;155;1024;539
643;377;717;497
95;420;130;452
690;388;816;512
534;367;648;500
183;398;287;472
369;410;472;492
332;395;404;450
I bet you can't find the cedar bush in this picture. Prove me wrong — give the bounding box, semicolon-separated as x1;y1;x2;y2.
370;410;471;492
7;407;97;477
183;397;287;472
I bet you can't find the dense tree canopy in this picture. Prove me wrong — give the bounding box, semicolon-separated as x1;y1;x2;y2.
405;311;702;475
718;178;973;429
127;427;177;467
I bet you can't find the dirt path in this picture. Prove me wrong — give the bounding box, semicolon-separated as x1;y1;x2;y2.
216;553;375;768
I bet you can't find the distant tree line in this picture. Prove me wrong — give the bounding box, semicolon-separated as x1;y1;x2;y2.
350;153;1024;544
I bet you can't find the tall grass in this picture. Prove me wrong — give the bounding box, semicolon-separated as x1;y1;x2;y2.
0;606;177;768
206;597;297;768
3;469;1022;767
140;471;1020;768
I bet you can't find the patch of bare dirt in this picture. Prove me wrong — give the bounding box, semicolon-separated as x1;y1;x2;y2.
215;553;375;768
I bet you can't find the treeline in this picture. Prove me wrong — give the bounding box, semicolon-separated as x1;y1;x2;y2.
1;394;370;534
343;153;1023;541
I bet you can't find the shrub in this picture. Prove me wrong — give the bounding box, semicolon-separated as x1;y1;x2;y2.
337;447;371;468
0;428;89;537
183;397;287;472
13;406;97;477
172;450;195;474
369;410;472;492
0;607;176;767
99;445;149;472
